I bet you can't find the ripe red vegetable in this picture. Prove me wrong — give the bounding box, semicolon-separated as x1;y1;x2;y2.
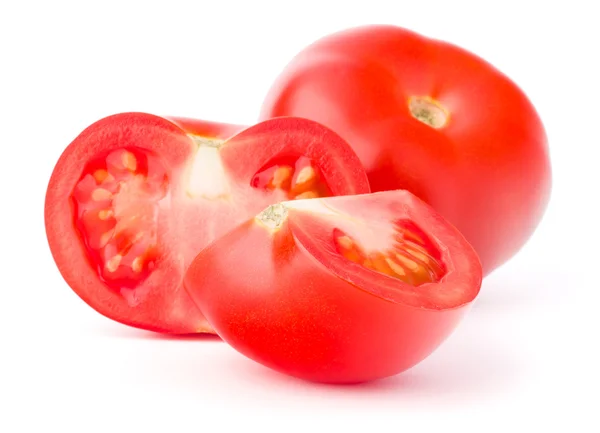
45;113;369;333
260;25;552;275
184;190;482;383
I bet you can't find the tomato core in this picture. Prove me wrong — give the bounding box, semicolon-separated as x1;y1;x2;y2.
333;220;445;286
71;148;168;290
408;96;449;129
251;155;331;199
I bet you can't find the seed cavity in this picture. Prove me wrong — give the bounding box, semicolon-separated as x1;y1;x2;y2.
251;155;330;200
333;222;445;286
72;148;168;290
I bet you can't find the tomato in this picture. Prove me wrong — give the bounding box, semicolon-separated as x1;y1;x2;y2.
45;113;369;333
184;190;482;383
260;25;552;275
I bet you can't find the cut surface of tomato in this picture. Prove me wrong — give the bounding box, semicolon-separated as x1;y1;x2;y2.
45;113;369;333
184;190;482;382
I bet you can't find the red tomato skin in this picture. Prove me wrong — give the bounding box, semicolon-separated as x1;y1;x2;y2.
260;25;552;275
185;193;481;383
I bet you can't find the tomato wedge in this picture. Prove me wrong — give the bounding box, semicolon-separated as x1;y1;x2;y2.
184;190;482;383
45;113;370;333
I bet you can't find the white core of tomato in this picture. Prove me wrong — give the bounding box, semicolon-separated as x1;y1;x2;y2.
186;145;230;199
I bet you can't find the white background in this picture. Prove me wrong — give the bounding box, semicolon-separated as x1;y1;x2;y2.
1;1;598;431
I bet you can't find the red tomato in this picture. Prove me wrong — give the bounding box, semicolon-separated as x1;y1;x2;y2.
45;113;369;333
260;25;552;275
184;190;482;383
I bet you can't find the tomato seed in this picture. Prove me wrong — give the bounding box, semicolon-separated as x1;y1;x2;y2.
105;254;122;272
121;151;137;171
395;254;420;271
337;235;354;250
385;257;407;276
295;191;319;199
131;256;144;273
294;166;316;186
92;188;112;201
272;165;293;189
93;169;111;183
98;209;113;220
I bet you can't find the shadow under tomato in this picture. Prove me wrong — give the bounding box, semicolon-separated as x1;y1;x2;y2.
95;323;223;342
145;332;222;342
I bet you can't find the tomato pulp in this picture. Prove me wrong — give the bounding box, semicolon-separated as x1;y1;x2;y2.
260;25;552;275
45;113;370;333
184;190;482;383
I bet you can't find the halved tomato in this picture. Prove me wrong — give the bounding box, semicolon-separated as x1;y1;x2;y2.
45;113;369;333
184;190;482;383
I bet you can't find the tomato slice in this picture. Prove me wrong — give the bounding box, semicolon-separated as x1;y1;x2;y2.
184;190;482;383
45;113;370;333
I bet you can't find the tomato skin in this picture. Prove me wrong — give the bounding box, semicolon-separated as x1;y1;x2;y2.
185;191;482;383
260;25;552;275
46;113;368;334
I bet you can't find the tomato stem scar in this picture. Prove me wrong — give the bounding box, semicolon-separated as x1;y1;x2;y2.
256;203;288;230
408;96;449;129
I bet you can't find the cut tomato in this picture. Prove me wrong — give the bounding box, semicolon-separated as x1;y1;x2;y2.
45;113;369;333
184;190;482;383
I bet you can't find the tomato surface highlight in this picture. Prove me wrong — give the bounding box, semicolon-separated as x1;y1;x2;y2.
184;190;482;383
260;25;552;275
45;113;369;333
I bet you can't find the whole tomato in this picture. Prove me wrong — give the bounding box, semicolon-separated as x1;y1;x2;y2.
260;25;552;275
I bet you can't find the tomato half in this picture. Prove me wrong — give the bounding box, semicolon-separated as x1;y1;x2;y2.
260;25;552;275
45;113;369;333
184;190;482;383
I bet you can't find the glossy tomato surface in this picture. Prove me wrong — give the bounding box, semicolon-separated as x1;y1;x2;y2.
260;25;552;275
185;190;482;383
45;113;369;333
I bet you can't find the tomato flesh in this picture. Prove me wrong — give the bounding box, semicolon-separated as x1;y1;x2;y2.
184;190;482;382
46;113;370;333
